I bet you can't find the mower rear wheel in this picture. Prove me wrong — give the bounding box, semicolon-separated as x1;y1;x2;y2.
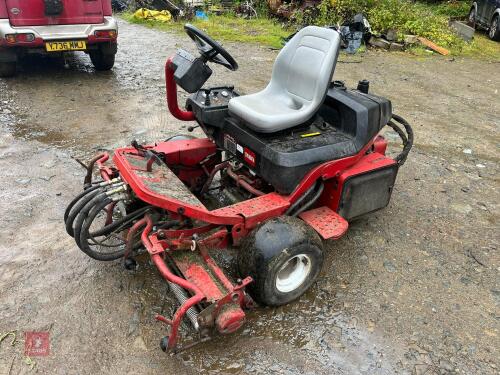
238;216;324;306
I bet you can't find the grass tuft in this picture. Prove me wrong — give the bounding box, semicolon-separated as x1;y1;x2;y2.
122;13;291;49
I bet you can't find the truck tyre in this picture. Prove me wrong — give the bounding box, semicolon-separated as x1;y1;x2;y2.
0;62;17;78
90;50;115;71
489;15;500;41
237;216;324;306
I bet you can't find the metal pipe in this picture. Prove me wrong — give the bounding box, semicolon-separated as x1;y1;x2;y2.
201;161;229;194
142;216;204;295
226;167;265;196
84;153;106;186
142;215;205;349
124;217;147;260
151;252;204;349
165;57;196;121
167;281;199;330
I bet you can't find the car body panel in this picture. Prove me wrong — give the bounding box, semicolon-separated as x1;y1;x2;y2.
0;16;117;43
471;0;500;27
0;16;117;63
4;0;105;26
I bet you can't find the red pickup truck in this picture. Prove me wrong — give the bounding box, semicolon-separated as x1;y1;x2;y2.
0;0;118;77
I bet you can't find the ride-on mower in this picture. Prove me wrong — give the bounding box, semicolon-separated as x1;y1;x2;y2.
64;24;413;352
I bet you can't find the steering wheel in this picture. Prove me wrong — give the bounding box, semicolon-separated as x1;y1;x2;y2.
184;24;238;71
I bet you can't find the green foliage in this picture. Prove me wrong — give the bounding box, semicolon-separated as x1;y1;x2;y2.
369;0;463;48
292;0;469;49
123;13;291;49
430;1;471;17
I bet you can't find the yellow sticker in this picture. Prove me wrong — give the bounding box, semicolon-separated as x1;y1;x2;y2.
300;132;321;138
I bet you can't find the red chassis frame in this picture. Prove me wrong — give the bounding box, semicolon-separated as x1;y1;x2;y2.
91;57;396;351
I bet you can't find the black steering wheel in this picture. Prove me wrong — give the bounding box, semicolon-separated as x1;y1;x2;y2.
184;24;238;71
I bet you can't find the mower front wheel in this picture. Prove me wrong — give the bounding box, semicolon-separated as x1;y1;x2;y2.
238;216;324;306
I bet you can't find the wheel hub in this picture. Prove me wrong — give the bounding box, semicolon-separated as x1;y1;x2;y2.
275;254;312;293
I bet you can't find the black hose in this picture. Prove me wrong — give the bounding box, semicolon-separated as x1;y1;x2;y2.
65;187;104;237
64;184;101;225
292;181;325;217
389;114;413;166
73;192;110;249
285;181;318;216
90;206;151;237
78;197;128;261
386;121;407;145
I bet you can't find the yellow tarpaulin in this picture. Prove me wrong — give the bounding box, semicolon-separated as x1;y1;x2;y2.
133;8;172;22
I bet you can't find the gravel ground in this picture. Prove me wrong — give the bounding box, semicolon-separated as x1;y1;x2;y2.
0;19;498;375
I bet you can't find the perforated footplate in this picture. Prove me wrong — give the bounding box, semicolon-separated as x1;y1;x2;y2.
299;206;348;240
123;153;205;208
211;193;289;219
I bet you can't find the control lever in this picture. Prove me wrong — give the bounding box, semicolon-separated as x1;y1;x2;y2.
204;89;211;106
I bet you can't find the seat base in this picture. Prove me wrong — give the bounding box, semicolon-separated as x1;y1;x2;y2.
207;85;391;194
214;115;357;194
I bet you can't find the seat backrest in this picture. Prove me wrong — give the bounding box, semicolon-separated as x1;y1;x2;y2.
268;26;340;108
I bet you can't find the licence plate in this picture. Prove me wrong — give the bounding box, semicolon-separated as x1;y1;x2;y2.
45;40;87;52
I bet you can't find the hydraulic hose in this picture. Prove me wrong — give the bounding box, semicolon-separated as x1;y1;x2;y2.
65;188;105;237
73;192;111;249
388;114;413;166
90;206;150;237
285;181;318;216
64;184;101;225
292;181;325;217
78;196;128;261
64;178;122;236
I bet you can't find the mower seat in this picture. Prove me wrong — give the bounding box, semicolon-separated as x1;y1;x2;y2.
228;26;340;133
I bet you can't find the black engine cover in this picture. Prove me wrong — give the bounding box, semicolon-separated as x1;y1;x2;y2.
213;87;392;194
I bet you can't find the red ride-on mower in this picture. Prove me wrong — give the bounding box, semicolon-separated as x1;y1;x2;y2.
64;24;413;352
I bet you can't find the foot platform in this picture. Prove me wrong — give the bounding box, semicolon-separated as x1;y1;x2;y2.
299;206;348;240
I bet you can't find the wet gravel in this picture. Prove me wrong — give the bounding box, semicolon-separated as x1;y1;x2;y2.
0;19;499;375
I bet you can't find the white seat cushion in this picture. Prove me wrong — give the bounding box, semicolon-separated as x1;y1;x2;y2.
228;26;340;133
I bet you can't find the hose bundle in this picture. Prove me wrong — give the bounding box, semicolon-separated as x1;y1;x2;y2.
386;114;413;166
64;178;150;261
